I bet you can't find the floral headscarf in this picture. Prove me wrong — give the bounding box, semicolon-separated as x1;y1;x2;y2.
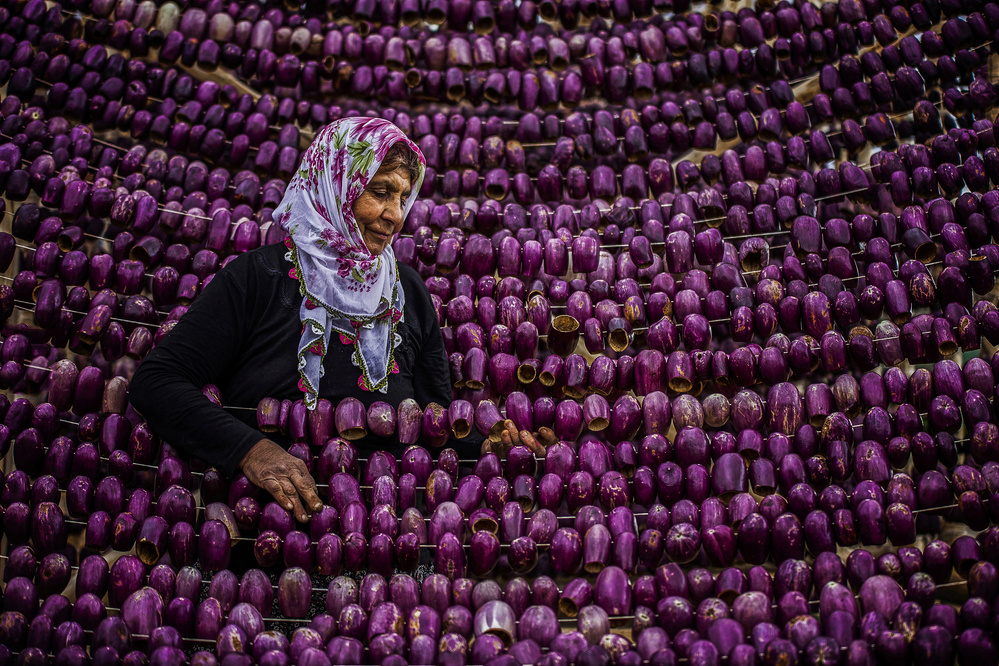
276;118;426;409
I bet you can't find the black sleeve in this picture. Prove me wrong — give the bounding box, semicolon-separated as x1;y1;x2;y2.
129;255;266;476
404;267;486;457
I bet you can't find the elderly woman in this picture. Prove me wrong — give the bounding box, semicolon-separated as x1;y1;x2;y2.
131;118;555;523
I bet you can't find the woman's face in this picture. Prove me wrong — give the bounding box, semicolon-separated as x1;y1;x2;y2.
352;166;412;255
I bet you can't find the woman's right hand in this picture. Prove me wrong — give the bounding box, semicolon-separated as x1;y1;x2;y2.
481;419;558;458
239;438;323;523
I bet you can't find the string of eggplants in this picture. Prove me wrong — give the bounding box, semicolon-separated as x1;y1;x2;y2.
4;306;999;463
3;0;999;665
7;124;999;329
3;4;996;210
10;453;999;577
11;95;999;262
3;384;999;519
76;0;985;74
1;490;999;660
120;17;993;113
1;451;994;616
98;0;960;76
1;21;999;236
156;6;999;113
6;47;996;212
61;0;982;102
1;400;999;560
1;0;987;114
5;251;999;378
5;189;999;376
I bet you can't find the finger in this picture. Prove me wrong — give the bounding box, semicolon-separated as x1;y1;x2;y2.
288;492;309;523
519;430;546;457
292;470;323;513
480;439;492;455
277;477;300;508
503;421;522;447
261;478;294;513
538;427;558;448
276;475;309;522
500;428;514;450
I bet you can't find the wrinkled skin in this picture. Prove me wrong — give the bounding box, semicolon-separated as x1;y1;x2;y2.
240;439;322;523
352;166;412;255
482;419;558;458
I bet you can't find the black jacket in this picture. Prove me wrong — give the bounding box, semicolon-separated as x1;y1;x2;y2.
130;242;482;476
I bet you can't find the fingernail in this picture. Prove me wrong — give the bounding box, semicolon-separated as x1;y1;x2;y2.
521;431;530;437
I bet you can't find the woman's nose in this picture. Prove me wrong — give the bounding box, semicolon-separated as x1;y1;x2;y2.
384;197;404;223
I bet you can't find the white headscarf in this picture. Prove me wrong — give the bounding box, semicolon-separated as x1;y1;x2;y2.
276;118;426;409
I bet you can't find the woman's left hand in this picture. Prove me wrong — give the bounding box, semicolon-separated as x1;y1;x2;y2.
481;419;558;458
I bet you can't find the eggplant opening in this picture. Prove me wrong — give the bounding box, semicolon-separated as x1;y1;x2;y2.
552;314;579;333
668;377;693;393
915;241;937;263
451;420;470;439
426;5;446;24
558;598;579;618
517;364;538;384
471;515;498;534
753;483;776;495
608;329;630;352
702;210;725;228
717;490;739;504
340;426;366;440
446;83;465;102
741;249;765;274
474;18;495;35
135;542;160;566
717;588;740;606
937;340;958;356
538;0;558;20
404;69;422;87
484;183;506;200
808;414;828;428
487;420;505;442
587;416;609;432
